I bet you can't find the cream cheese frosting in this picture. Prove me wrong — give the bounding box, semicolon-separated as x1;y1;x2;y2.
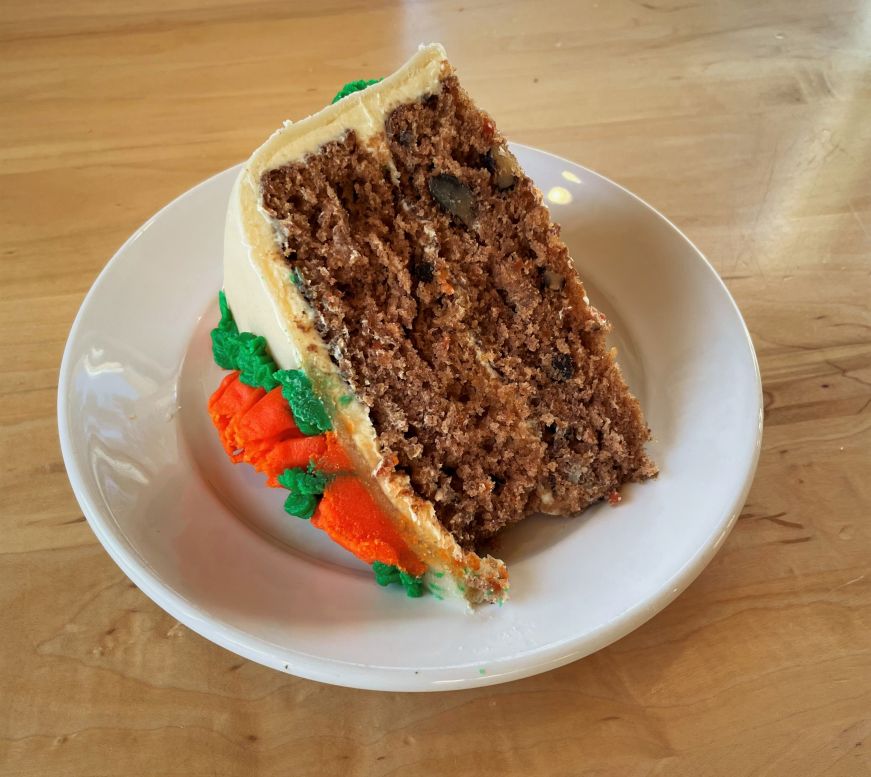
222;43;508;604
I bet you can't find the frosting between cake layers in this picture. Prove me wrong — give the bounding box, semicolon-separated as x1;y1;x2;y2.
222;43;509;604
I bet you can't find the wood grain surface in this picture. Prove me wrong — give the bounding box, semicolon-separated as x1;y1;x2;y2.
2;1;870;775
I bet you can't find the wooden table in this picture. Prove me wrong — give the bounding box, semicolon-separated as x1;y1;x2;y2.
2;1;870;774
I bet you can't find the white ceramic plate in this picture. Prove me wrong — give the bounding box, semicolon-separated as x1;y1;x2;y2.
58;145;762;691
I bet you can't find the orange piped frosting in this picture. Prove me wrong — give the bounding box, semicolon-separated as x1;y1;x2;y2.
313;477;427;577
207;371;425;577
208;371;266;461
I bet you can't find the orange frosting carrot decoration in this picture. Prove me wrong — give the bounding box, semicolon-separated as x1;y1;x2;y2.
209;370;241;406
209;375;319;481
248;436;328;487
225;386;302;452
208;370;427;584
208;372;266;459
314;433;354;474
312;476;426;576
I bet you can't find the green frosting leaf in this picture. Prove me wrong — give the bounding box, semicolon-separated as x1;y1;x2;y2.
273;369;332;435
373;561;400;586
211;290;240;369
235;336;279;390
331;78;381;104
399;571;424;598
282;492;318;520
277;466;329;495
277;466;330;520
210;291;279;390
372;562;424;598
210;293;333;430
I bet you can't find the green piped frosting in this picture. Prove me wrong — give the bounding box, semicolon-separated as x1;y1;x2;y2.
212;293;331;432
372;561;424;598
273;369;332;436
211;291;279;390
331;78;381;104
277;466;330;520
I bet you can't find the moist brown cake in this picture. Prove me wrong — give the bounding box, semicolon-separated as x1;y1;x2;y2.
258;73;656;551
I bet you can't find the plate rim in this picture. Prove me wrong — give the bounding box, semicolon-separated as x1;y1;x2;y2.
57;145;763;691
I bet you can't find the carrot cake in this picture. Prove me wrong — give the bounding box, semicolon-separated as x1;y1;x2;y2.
208;43;656;604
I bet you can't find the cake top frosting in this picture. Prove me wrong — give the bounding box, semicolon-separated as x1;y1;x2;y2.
249;44;447;179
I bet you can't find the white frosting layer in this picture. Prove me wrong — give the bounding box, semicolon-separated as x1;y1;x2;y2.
247;44;448;181
222;44;508;604
224;43;448;370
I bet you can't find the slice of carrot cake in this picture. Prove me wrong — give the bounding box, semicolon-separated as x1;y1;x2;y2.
208;43;656;604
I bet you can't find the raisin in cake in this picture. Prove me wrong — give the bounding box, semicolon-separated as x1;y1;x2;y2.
209;43;656;605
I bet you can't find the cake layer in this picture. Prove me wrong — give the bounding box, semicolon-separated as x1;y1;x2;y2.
223;45;511;603
222;44;655;603
259;74;655;548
